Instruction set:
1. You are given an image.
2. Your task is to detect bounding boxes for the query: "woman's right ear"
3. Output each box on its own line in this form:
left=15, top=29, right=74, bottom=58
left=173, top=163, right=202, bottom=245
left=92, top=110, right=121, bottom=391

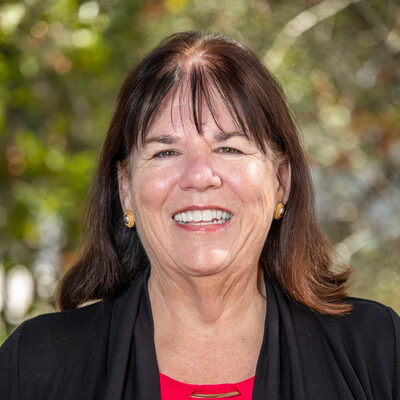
left=117, top=161, right=132, bottom=212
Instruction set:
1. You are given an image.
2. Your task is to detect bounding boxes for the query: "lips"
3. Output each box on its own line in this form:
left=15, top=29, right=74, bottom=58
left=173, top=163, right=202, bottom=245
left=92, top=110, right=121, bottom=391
left=172, top=208, right=233, bottom=225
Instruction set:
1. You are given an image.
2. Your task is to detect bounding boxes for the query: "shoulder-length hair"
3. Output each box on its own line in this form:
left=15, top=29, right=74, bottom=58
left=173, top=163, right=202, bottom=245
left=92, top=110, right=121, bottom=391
left=58, top=31, right=351, bottom=314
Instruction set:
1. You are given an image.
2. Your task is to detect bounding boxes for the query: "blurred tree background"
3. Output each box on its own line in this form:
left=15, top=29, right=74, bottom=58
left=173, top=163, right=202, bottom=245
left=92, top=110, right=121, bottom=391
left=0, top=0, right=399, bottom=341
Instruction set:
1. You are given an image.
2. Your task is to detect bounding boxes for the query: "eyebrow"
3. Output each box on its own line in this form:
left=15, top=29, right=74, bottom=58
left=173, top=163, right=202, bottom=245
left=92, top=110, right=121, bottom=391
left=144, top=131, right=247, bottom=145
left=214, top=131, right=247, bottom=142
left=143, top=135, right=180, bottom=145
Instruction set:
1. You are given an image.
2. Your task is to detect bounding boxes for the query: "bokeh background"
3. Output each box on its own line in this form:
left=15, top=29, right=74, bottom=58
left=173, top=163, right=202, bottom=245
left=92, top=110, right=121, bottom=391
left=1, top=0, right=399, bottom=342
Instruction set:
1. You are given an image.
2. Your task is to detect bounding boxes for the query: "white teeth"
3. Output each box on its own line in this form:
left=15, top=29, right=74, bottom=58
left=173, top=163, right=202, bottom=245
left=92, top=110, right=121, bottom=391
left=193, top=210, right=202, bottom=222
left=203, top=210, right=212, bottom=220
left=173, top=209, right=233, bottom=225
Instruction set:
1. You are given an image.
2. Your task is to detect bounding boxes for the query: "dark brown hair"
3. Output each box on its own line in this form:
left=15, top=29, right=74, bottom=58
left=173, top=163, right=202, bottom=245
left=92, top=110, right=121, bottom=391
left=58, top=31, right=351, bottom=314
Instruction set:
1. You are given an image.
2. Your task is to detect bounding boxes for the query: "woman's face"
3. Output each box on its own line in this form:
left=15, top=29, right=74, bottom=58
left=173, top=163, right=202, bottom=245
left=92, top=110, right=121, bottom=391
left=119, top=96, right=290, bottom=279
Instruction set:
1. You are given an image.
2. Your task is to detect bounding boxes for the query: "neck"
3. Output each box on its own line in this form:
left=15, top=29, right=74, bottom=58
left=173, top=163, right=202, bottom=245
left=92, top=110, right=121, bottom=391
left=148, top=263, right=267, bottom=383
left=148, top=263, right=266, bottom=328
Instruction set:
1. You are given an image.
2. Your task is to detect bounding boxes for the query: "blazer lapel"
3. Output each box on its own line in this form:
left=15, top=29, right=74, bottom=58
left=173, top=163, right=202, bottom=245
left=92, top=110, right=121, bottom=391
left=103, top=269, right=161, bottom=400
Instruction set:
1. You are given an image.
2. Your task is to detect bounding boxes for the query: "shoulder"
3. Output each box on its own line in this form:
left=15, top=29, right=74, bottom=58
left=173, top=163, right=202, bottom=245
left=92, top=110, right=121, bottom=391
left=271, top=278, right=399, bottom=339
left=11, top=271, right=149, bottom=349
left=2, top=300, right=111, bottom=367
left=1, top=271, right=148, bottom=355
left=0, top=301, right=113, bottom=397
left=278, top=291, right=400, bottom=395
left=314, top=297, right=399, bottom=369
left=0, top=274, right=149, bottom=397
left=318, top=297, right=399, bottom=336
left=347, top=296, right=397, bottom=320
left=18, top=300, right=111, bottom=347
left=0, top=270, right=148, bottom=361
left=26, top=298, right=110, bottom=330
left=275, top=278, right=400, bottom=361
left=284, top=293, right=400, bottom=393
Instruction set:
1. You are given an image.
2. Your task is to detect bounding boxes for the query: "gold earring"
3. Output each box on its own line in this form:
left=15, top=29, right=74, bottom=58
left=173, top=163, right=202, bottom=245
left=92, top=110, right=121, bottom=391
left=274, top=202, right=285, bottom=220
left=123, top=210, right=135, bottom=228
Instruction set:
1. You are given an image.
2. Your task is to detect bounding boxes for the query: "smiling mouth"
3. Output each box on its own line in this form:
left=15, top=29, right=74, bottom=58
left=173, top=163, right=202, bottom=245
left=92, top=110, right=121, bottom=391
left=173, top=209, right=233, bottom=225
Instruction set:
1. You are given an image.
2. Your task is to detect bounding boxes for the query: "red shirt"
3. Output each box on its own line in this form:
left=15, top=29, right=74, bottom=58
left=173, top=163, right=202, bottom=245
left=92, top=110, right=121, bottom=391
left=159, top=373, right=254, bottom=400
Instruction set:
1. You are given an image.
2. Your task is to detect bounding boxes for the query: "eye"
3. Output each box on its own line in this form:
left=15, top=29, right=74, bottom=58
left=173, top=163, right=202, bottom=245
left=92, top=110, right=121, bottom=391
left=153, top=150, right=178, bottom=159
left=217, top=147, right=242, bottom=154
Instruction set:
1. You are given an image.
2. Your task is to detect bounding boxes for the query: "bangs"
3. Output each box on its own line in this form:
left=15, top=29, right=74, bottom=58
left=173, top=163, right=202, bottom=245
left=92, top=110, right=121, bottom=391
left=128, top=59, right=274, bottom=157
left=119, top=31, right=287, bottom=161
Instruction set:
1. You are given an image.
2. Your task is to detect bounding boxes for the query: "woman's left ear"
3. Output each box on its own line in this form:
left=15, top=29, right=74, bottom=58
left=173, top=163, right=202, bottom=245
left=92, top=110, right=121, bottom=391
left=277, top=159, right=291, bottom=204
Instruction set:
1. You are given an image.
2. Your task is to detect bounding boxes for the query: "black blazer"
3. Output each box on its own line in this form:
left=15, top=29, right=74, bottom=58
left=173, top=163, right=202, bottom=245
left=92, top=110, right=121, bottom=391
left=1, top=269, right=399, bottom=399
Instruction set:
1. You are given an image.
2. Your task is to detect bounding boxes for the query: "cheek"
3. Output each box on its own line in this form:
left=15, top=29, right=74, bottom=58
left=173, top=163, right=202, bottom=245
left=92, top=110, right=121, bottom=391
left=224, top=160, right=276, bottom=207
left=132, top=165, right=177, bottom=213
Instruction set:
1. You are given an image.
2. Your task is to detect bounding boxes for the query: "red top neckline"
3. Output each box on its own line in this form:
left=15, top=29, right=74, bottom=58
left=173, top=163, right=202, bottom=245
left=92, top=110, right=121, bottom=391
left=159, top=372, right=254, bottom=400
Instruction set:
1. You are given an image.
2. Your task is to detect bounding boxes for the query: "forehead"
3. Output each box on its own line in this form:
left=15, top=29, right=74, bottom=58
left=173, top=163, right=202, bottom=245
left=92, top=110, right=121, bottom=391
left=142, top=85, right=244, bottom=142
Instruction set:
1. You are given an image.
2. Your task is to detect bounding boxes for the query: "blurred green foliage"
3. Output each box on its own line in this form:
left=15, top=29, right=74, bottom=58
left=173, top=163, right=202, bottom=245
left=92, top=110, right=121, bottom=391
left=1, top=0, right=399, bottom=341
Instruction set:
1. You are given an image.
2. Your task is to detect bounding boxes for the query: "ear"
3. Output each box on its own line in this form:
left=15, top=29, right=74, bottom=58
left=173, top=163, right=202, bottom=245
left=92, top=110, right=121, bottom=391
left=277, top=159, right=291, bottom=204
left=117, top=161, right=133, bottom=212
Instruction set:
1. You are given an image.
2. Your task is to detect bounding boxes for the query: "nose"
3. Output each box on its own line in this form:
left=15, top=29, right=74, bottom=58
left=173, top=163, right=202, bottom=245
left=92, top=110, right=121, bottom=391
left=178, top=150, right=222, bottom=191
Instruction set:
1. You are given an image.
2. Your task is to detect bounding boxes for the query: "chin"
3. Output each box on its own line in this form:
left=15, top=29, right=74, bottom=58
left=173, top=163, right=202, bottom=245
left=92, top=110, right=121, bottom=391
left=177, top=249, right=231, bottom=277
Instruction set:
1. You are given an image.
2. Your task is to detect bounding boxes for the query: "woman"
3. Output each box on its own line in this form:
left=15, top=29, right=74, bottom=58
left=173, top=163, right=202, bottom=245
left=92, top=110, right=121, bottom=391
left=0, top=31, right=399, bottom=400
